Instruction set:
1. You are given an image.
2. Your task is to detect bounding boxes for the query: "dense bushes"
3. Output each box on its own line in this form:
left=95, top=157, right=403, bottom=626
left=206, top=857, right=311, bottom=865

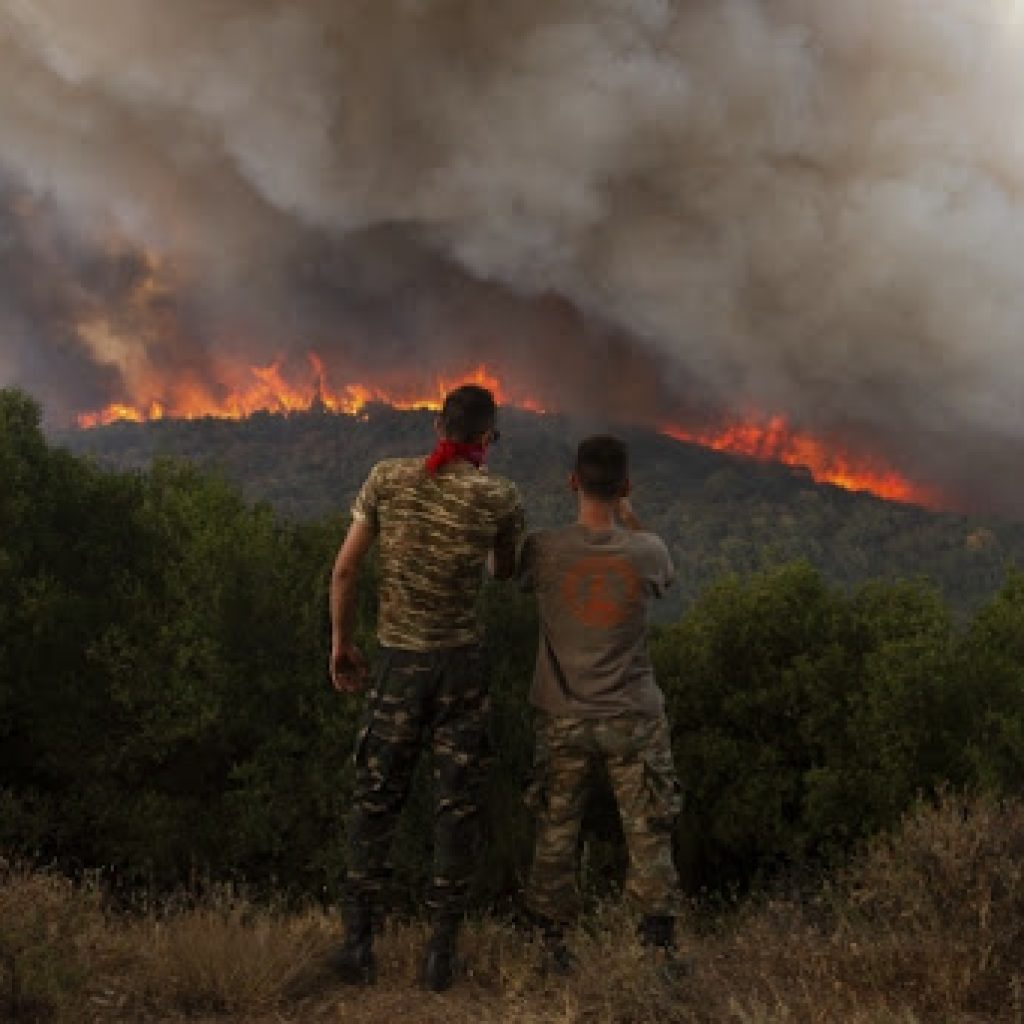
left=4, top=387, right=1024, bottom=906
left=1, top=390, right=360, bottom=894
left=656, top=568, right=976, bottom=888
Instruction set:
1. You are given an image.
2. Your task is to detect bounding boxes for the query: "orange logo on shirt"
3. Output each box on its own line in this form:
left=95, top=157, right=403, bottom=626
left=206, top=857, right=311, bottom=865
left=561, top=555, right=641, bottom=628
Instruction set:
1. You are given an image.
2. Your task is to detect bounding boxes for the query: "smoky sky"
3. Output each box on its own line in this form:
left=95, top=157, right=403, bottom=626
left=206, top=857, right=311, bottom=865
left=1, top=1, right=1024, bottom=512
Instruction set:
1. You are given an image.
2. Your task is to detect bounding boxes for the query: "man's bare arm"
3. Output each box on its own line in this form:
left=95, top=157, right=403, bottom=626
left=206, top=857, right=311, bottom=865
left=617, top=497, right=643, bottom=532
left=329, top=519, right=376, bottom=693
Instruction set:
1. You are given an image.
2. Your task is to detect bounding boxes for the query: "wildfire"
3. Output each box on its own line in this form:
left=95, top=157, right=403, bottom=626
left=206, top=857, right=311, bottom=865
left=661, top=417, right=937, bottom=505
left=76, top=355, right=545, bottom=429
left=76, top=353, right=934, bottom=507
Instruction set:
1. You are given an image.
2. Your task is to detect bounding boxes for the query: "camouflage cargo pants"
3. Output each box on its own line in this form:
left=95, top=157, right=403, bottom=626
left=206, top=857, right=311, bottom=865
left=344, top=645, right=491, bottom=920
left=525, top=712, right=682, bottom=924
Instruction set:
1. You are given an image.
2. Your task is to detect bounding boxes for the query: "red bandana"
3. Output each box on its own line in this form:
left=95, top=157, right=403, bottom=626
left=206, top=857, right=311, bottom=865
left=425, top=440, right=487, bottom=475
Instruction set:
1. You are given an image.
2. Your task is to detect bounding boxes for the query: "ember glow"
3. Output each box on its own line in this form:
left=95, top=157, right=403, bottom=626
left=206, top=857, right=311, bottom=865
left=76, top=355, right=935, bottom=507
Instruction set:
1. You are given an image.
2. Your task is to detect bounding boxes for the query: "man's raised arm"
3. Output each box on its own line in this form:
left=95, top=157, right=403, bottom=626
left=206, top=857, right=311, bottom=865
left=329, top=519, right=375, bottom=693
left=617, top=496, right=643, bottom=532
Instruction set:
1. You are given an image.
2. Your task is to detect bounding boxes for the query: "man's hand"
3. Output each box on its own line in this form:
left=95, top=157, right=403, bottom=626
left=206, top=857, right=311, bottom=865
left=330, top=641, right=368, bottom=693
left=617, top=496, right=643, bottom=531
left=329, top=519, right=375, bottom=693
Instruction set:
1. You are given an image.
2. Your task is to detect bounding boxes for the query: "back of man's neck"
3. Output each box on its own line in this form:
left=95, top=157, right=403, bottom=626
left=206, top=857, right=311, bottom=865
left=577, top=503, right=617, bottom=532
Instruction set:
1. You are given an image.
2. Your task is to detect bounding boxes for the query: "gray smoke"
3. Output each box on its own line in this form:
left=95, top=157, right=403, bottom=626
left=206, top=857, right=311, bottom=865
left=1, top=0, right=1023, bottom=511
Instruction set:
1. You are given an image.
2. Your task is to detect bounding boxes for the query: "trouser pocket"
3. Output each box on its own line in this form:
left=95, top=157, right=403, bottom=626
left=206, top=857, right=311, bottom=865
left=352, top=650, right=393, bottom=768
left=639, top=718, right=682, bottom=831
left=524, top=756, right=549, bottom=815
left=642, top=756, right=682, bottom=831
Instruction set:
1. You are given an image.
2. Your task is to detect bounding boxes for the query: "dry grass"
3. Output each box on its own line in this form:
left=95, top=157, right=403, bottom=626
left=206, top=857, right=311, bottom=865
left=4, top=793, right=1024, bottom=1023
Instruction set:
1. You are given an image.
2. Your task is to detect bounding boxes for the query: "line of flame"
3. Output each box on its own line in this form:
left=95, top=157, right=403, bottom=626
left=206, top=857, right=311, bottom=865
left=76, top=356, right=546, bottom=428
left=76, top=353, right=934, bottom=506
left=660, top=418, right=937, bottom=505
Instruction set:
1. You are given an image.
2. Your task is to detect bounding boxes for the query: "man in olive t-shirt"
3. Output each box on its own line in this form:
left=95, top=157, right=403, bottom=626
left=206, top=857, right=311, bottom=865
left=519, top=435, right=683, bottom=965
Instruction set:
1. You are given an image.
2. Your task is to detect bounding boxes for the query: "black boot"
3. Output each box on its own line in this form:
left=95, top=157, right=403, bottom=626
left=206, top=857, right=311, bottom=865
left=329, top=903, right=377, bottom=985
left=638, top=913, right=675, bottom=950
left=638, top=914, right=692, bottom=984
left=421, top=916, right=459, bottom=993
left=541, top=921, right=577, bottom=977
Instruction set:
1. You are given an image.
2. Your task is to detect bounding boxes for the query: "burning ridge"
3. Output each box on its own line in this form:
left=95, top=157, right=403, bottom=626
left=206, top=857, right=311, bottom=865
left=75, top=354, right=938, bottom=508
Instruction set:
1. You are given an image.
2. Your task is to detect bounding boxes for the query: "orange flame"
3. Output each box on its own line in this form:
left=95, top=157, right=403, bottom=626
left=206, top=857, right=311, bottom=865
left=661, top=417, right=938, bottom=505
left=76, top=353, right=935, bottom=507
left=76, top=355, right=545, bottom=428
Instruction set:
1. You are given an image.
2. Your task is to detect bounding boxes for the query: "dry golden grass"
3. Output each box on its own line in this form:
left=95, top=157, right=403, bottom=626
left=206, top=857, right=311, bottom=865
left=4, top=793, right=1024, bottom=1023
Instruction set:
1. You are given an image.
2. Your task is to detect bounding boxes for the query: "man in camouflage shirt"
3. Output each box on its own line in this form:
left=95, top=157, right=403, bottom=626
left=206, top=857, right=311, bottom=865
left=328, top=384, right=524, bottom=992
left=519, top=435, right=684, bottom=971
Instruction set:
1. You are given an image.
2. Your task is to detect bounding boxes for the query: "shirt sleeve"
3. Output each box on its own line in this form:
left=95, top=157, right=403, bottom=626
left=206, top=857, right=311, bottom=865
left=351, top=464, right=383, bottom=532
left=647, top=535, right=676, bottom=599
left=517, top=530, right=541, bottom=592
left=492, top=484, right=526, bottom=573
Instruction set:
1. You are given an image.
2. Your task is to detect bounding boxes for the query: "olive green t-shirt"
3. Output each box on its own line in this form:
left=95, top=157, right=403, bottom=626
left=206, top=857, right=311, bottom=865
left=352, top=457, right=524, bottom=651
left=520, top=524, right=675, bottom=718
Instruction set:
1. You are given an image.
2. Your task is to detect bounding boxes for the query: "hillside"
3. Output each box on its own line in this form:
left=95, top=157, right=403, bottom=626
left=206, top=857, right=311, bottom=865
left=62, top=405, right=1024, bottom=619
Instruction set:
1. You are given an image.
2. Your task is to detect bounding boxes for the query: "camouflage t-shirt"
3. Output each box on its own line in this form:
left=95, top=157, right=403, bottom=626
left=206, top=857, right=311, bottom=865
left=352, top=457, right=524, bottom=651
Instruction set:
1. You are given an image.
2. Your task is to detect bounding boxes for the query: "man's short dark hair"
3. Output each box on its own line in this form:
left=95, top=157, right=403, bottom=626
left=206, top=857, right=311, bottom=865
left=575, top=435, right=629, bottom=500
left=441, top=384, right=497, bottom=442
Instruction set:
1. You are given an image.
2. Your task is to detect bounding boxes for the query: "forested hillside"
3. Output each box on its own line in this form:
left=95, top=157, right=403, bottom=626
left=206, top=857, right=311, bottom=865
left=64, top=404, right=1024, bottom=618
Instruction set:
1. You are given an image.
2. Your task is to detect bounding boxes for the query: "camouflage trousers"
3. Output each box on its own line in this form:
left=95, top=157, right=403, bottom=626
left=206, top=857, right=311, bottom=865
left=344, top=645, right=491, bottom=920
left=525, top=712, right=683, bottom=924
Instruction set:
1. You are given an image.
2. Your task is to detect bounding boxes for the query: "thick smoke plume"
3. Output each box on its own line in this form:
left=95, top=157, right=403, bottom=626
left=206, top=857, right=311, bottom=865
left=1, top=1, right=1023, bottom=511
